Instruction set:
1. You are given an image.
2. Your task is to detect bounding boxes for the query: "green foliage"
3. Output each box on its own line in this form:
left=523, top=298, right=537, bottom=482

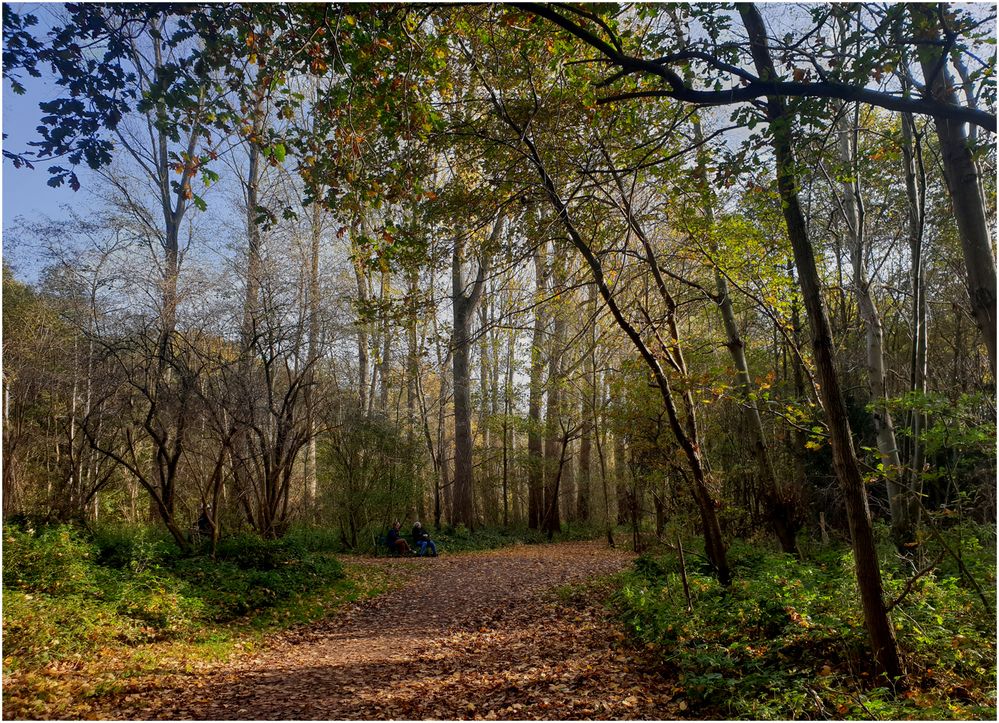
left=613, top=537, right=996, bottom=720
left=2, top=523, right=347, bottom=671
left=319, top=405, right=424, bottom=549
left=89, top=524, right=181, bottom=570
left=423, top=523, right=603, bottom=553
left=431, top=525, right=544, bottom=552
left=3, top=526, right=102, bottom=596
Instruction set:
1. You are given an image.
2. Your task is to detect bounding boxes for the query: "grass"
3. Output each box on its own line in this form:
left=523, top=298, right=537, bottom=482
left=2, top=523, right=394, bottom=719
left=611, top=524, right=996, bottom=720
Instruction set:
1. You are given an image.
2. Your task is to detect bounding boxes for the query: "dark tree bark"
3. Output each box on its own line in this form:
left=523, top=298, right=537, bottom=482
left=515, top=2, right=996, bottom=132
left=615, top=434, right=628, bottom=527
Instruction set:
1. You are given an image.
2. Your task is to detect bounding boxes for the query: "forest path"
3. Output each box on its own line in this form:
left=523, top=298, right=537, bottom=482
left=100, top=540, right=683, bottom=720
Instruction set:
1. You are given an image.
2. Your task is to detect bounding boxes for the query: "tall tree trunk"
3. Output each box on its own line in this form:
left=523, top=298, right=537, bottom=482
left=478, top=301, right=492, bottom=520
left=353, top=223, right=371, bottom=413
left=378, top=269, right=392, bottom=411
left=452, top=215, right=504, bottom=528
left=304, top=200, right=322, bottom=513
left=901, top=110, right=928, bottom=538
left=909, top=4, right=996, bottom=377
left=684, top=116, right=800, bottom=554
left=407, top=268, right=424, bottom=521
left=489, top=287, right=503, bottom=523
left=836, top=107, right=910, bottom=546
left=577, top=287, right=596, bottom=521
left=614, top=434, right=628, bottom=526
left=502, top=335, right=513, bottom=527
left=527, top=239, right=547, bottom=530
left=504, top=119, right=730, bottom=584
left=664, top=8, right=797, bottom=551
left=594, top=371, right=614, bottom=544
left=234, top=84, right=266, bottom=530
left=543, top=252, right=567, bottom=535
left=740, top=2, right=902, bottom=679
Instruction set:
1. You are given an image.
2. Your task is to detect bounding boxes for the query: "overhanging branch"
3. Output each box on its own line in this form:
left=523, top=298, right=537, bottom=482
left=514, top=2, right=996, bottom=133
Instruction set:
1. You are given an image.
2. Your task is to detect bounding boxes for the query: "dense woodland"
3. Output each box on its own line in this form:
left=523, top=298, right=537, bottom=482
left=2, top=2, right=996, bottom=719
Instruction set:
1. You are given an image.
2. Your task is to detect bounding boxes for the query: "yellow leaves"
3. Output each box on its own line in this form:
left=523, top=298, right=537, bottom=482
left=785, top=606, right=810, bottom=628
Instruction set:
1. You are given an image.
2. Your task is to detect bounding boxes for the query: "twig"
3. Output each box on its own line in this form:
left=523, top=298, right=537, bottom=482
left=885, top=551, right=945, bottom=613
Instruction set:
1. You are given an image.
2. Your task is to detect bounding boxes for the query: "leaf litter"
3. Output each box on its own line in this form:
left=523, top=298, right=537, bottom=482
left=94, top=540, right=685, bottom=720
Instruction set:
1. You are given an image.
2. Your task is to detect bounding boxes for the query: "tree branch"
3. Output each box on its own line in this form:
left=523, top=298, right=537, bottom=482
left=514, top=2, right=996, bottom=133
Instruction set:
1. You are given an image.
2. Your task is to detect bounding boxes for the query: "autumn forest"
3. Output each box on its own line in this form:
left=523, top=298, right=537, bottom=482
left=1, top=2, right=996, bottom=719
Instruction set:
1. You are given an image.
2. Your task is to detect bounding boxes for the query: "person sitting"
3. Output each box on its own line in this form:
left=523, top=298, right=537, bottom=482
left=411, top=521, right=437, bottom=557
left=197, top=506, right=214, bottom=539
left=387, top=521, right=411, bottom=556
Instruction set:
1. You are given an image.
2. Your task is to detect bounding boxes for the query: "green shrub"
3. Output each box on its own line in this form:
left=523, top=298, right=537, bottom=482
left=2, top=590, right=125, bottom=668
left=432, top=525, right=546, bottom=552
left=173, top=537, right=344, bottom=621
left=3, top=525, right=101, bottom=596
left=90, top=524, right=179, bottom=571
left=3, top=523, right=349, bottom=670
left=281, top=524, right=345, bottom=554
left=613, top=536, right=996, bottom=720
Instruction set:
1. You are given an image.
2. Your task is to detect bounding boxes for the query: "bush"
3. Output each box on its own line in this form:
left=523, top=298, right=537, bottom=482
left=2, top=522, right=348, bottom=669
left=281, top=524, right=345, bottom=554
left=90, top=524, right=180, bottom=571
left=173, top=547, right=344, bottom=622
left=431, top=525, right=545, bottom=552
left=613, top=536, right=996, bottom=719
left=3, top=525, right=102, bottom=596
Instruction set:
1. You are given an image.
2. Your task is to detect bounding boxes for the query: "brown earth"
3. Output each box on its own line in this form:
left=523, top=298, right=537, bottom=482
left=96, top=540, right=683, bottom=720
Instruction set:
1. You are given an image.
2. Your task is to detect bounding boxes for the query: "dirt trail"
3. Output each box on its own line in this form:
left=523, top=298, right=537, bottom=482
left=100, top=541, right=682, bottom=720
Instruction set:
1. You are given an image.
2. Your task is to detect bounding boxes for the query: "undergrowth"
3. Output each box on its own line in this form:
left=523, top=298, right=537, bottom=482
left=2, top=522, right=390, bottom=718
left=613, top=524, right=996, bottom=720
left=363, top=521, right=606, bottom=554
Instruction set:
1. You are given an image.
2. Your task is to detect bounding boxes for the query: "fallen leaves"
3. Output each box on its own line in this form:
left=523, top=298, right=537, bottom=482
left=80, top=541, right=685, bottom=720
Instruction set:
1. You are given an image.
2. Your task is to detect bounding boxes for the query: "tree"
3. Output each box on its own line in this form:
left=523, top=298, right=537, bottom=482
left=908, top=4, right=996, bottom=376
left=738, top=3, right=902, bottom=680
left=452, top=213, right=505, bottom=529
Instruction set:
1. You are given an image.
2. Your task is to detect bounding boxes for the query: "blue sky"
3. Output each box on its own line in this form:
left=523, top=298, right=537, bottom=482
left=2, top=3, right=100, bottom=282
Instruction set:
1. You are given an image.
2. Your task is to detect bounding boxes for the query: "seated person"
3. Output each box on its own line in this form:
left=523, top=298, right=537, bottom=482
left=387, top=521, right=411, bottom=555
left=411, top=521, right=437, bottom=557
left=197, top=506, right=214, bottom=539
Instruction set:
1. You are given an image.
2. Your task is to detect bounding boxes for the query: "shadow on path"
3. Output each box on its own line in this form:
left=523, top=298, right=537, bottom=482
left=100, top=540, right=683, bottom=720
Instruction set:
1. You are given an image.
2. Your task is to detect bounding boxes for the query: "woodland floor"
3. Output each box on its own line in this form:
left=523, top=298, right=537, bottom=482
left=94, top=540, right=685, bottom=720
